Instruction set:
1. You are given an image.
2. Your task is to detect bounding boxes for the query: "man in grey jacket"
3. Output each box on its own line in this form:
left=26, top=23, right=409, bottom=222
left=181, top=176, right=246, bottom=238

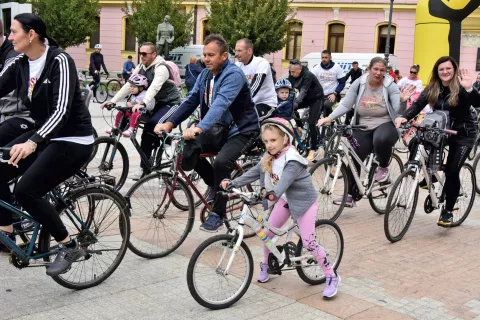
left=0, top=18, right=33, bottom=146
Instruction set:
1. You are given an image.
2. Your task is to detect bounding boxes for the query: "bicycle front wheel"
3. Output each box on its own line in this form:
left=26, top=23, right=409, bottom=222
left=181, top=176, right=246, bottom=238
left=39, top=186, right=130, bottom=290
left=126, top=172, right=195, bottom=258
left=107, top=79, right=122, bottom=97
left=384, top=169, right=419, bottom=243
left=451, top=163, right=475, bottom=227
left=296, top=219, right=344, bottom=285
left=95, top=83, right=108, bottom=103
left=187, top=234, right=254, bottom=310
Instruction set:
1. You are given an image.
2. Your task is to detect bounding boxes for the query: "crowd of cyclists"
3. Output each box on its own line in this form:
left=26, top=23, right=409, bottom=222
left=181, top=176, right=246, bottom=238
left=1, top=12, right=480, bottom=303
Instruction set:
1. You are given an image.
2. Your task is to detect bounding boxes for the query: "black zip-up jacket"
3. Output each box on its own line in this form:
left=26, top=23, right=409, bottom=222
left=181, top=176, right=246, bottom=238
left=345, top=67, right=363, bottom=84
left=89, top=51, right=108, bottom=74
left=0, top=47, right=93, bottom=144
left=403, top=86, right=480, bottom=146
left=0, top=37, right=17, bottom=69
left=288, top=65, right=323, bottom=106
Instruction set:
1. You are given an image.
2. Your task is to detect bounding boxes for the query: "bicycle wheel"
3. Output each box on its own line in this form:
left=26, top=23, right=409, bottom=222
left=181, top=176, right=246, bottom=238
left=39, top=187, right=130, bottom=290
left=384, top=169, right=419, bottom=243
left=309, top=158, right=348, bottom=221
left=450, top=163, right=475, bottom=227
left=296, top=219, right=344, bottom=285
left=368, top=153, right=404, bottom=214
left=187, top=234, right=254, bottom=310
left=107, top=79, right=122, bottom=98
left=83, top=137, right=129, bottom=191
left=473, top=152, right=480, bottom=195
left=468, top=142, right=478, bottom=161
left=125, top=172, right=195, bottom=258
left=95, top=83, right=108, bottom=103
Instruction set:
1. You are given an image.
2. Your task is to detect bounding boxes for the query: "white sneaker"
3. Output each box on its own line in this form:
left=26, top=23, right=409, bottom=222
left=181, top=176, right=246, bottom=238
left=129, top=169, right=145, bottom=181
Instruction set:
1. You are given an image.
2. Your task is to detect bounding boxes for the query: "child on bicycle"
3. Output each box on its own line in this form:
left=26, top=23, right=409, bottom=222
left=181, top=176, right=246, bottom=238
left=273, top=79, right=294, bottom=120
left=220, top=117, right=341, bottom=298
left=106, top=74, right=154, bottom=137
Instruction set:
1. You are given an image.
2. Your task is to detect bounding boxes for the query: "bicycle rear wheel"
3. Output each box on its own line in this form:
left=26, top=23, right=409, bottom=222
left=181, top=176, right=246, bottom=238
left=107, top=79, right=122, bottom=98
left=472, top=152, right=480, bottom=195
left=450, top=163, right=475, bottom=227
left=125, top=172, right=195, bottom=258
left=368, top=153, right=404, bottom=214
left=39, top=187, right=130, bottom=290
left=296, top=219, right=344, bottom=285
left=95, top=83, right=108, bottom=103
left=384, top=169, right=419, bottom=243
left=187, top=234, right=253, bottom=310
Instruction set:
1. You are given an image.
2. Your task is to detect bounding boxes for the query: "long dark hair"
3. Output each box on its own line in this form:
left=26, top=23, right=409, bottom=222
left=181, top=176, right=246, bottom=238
left=14, top=13, right=58, bottom=47
left=426, top=56, right=460, bottom=107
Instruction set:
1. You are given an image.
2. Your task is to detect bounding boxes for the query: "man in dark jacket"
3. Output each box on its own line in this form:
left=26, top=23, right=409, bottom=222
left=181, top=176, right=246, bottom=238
left=89, top=44, right=109, bottom=101
left=0, top=18, right=33, bottom=146
left=288, top=60, right=323, bottom=159
left=345, top=61, right=363, bottom=84
left=185, top=56, right=202, bottom=92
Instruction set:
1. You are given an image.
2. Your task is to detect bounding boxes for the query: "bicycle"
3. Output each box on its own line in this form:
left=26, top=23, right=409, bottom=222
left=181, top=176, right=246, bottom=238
left=0, top=147, right=131, bottom=289
left=88, top=72, right=109, bottom=104
left=310, top=123, right=404, bottom=221
left=178, top=107, right=200, bottom=133
left=107, top=73, right=126, bottom=98
left=83, top=104, right=172, bottom=191
left=384, top=124, right=475, bottom=243
left=186, top=187, right=344, bottom=310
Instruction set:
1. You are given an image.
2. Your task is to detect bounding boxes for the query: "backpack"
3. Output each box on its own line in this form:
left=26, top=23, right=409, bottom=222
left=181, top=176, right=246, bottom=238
left=164, top=61, right=182, bottom=87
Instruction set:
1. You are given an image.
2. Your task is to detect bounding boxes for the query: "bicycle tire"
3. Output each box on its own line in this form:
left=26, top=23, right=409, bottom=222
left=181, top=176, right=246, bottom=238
left=468, top=144, right=477, bottom=161
left=296, top=219, right=344, bottom=285
left=95, top=83, right=108, bottom=103
left=107, top=79, right=122, bottom=97
left=450, top=163, right=476, bottom=227
left=309, top=158, right=348, bottom=221
left=368, top=153, right=404, bottom=215
left=83, top=136, right=129, bottom=191
left=187, top=234, right=254, bottom=310
left=384, top=169, right=419, bottom=243
left=126, top=171, right=194, bottom=258
left=39, top=186, right=130, bottom=290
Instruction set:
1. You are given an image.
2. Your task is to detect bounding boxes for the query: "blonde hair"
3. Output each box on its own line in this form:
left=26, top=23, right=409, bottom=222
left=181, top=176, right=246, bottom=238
left=261, top=124, right=287, bottom=174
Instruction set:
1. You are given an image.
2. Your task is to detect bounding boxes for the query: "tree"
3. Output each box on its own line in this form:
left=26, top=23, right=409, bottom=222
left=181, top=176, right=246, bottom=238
left=31, top=0, right=100, bottom=49
left=207, top=0, right=293, bottom=56
left=123, top=0, right=193, bottom=49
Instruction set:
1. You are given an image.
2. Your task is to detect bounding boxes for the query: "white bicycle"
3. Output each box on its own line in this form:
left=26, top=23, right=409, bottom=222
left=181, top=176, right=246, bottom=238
left=186, top=188, right=344, bottom=310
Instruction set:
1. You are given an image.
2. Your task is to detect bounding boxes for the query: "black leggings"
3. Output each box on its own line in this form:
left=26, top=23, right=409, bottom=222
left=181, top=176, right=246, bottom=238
left=346, top=122, right=398, bottom=193
left=319, top=97, right=335, bottom=142
left=0, top=131, right=93, bottom=241
left=444, top=141, right=471, bottom=211
left=294, top=98, right=322, bottom=150
left=0, top=117, right=33, bottom=147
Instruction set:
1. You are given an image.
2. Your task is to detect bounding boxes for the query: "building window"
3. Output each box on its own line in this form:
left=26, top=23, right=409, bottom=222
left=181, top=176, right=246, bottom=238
left=377, top=25, right=396, bottom=54
left=327, top=23, right=345, bottom=53
left=2, top=8, right=11, bottom=35
left=89, top=17, right=100, bottom=49
left=124, top=18, right=136, bottom=51
left=202, top=19, right=211, bottom=43
left=285, top=21, right=302, bottom=60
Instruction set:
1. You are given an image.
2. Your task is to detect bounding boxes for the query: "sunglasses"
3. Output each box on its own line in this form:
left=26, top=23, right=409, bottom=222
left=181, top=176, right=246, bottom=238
left=289, top=59, right=301, bottom=65
left=410, top=71, right=417, bottom=74
left=139, top=52, right=153, bottom=57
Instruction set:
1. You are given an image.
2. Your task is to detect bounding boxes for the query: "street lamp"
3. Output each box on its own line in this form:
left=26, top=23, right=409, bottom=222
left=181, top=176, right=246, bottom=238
left=384, top=0, right=394, bottom=65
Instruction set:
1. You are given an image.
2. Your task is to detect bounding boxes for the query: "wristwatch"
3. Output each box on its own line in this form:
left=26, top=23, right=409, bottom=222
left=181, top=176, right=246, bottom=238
left=27, top=139, right=37, bottom=152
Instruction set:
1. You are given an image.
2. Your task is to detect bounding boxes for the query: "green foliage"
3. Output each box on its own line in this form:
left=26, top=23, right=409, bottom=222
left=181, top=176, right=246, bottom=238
left=31, top=0, right=100, bottom=49
left=207, top=0, right=292, bottom=56
left=123, top=0, right=193, bottom=49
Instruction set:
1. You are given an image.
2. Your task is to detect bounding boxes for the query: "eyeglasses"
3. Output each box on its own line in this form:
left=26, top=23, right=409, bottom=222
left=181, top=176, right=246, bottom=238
left=289, top=59, right=301, bottom=65
left=139, top=52, right=153, bottom=57
left=410, top=71, right=417, bottom=74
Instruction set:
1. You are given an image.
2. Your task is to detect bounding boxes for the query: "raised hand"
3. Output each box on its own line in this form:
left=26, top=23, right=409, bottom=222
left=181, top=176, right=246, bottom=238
left=458, top=69, right=473, bottom=91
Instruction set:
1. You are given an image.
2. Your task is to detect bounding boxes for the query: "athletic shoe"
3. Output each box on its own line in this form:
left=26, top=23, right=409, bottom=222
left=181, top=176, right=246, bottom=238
left=437, top=208, right=453, bottom=227
left=333, top=195, right=355, bottom=208
left=46, top=239, right=84, bottom=276
left=199, top=212, right=224, bottom=233
left=307, top=150, right=316, bottom=162
left=375, top=167, right=389, bottom=183
left=323, top=273, right=341, bottom=298
left=257, top=262, right=270, bottom=283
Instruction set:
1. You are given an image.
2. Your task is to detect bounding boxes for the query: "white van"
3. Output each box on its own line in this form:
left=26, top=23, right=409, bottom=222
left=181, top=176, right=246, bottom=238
left=301, top=52, right=398, bottom=76
left=169, top=45, right=204, bottom=78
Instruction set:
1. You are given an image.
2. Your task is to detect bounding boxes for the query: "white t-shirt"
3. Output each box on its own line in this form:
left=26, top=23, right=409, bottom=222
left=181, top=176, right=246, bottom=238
left=397, top=77, right=423, bottom=93
left=312, top=63, right=345, bottom=96
left=236, top=56, right=277, bottom=107
left=28, top=46, right=49, bottom=100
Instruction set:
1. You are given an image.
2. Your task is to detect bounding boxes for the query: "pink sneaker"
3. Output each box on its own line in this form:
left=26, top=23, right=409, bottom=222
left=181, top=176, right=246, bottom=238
left=257, top=263, right=270, bottom=283
left=105, top=129, right=112, bottom=134
left=122, top=129, right=133, bottom=137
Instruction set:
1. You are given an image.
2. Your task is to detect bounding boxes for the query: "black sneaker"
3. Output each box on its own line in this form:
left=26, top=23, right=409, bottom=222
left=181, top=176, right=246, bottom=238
left=0, top=230, right=15, bottom=253
left=46, top=240, right=84, bottom=276
left=437, top=208, right=453, bottom=227
left=420, top=176, right=438, bottom=190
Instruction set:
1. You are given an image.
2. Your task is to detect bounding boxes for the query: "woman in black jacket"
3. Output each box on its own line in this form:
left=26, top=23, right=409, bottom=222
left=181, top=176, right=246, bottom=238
left=396, top=56, right=480, bottom=226
left=0, top=14, right=94, bottom=275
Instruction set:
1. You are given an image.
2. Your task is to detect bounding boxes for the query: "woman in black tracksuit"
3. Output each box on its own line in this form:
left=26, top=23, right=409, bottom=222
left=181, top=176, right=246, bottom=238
left=0, top=14, right=93, bottom=275
left=396, top=56, right=480, bottom=227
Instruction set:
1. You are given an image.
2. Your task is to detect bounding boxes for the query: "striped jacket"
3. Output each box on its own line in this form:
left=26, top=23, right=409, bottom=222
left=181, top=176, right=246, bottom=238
left=0, top=47, right=93, bottom=144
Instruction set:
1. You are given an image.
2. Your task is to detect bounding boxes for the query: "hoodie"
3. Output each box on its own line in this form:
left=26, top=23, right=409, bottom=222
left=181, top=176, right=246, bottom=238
left=287, top=66, right=323, bottom=107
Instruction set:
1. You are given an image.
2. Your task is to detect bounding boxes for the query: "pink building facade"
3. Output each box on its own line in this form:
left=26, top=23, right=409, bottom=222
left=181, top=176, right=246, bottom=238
left=67, top=1, right=480, bottom=80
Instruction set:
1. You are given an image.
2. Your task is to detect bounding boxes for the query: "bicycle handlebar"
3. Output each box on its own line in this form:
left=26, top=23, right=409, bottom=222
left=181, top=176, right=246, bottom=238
left=402, top=123, right=457, bottom=136
left=104, top=103, right=146, bottom=113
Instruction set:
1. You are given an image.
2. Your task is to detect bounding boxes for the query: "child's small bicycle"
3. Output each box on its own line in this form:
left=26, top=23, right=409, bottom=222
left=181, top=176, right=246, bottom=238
left=186, top=188, right=344, bottom=310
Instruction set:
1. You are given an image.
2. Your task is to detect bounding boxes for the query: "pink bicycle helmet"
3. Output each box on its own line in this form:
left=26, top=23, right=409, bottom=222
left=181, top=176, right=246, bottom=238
left=128, top=74, right=149, bottom=88
left=261, top=117, right=295, bottom=144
